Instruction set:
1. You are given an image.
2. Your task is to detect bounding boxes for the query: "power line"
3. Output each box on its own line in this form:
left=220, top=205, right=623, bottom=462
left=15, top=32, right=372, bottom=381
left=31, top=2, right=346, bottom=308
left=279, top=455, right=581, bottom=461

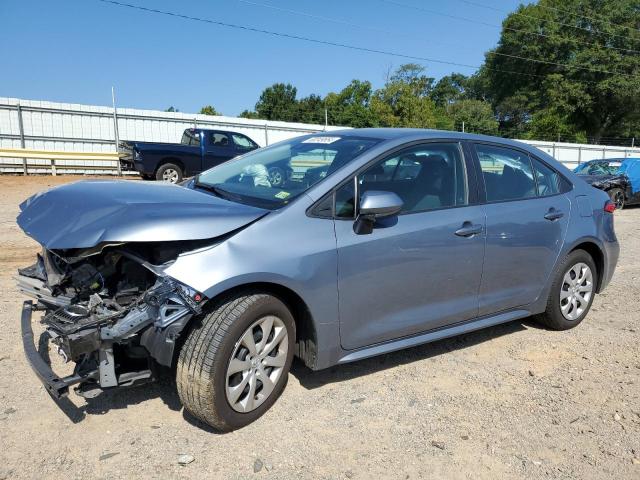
left=453, top=0, right=640, bottom=41
left=95, top=0, right=637, bottom=82
left=377, top=0, right=640, bottom=55
left=235, top=0, right=638, bottom=78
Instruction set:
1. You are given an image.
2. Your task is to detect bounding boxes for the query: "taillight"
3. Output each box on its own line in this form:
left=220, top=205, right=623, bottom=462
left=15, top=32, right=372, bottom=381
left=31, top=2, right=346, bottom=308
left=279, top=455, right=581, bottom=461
left=604, top=200, right=616, bottom=213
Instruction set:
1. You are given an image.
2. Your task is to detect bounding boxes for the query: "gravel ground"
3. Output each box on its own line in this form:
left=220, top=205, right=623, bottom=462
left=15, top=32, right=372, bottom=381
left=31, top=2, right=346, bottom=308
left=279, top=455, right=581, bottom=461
left=0, top=175, right=638, bottom=480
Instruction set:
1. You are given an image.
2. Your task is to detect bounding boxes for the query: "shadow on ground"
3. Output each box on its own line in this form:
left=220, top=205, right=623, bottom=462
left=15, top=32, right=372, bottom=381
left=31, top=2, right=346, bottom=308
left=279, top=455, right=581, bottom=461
left=44, top=318, right=539, bottom=430
left=291, top=319, right=536, bottom=389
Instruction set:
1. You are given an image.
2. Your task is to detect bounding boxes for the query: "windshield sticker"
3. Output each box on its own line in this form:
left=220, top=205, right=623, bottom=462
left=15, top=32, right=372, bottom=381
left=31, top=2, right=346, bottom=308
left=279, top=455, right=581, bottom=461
left=302, top=136, right=341, bottom=144
left=274, top=191, right=291, bottom=199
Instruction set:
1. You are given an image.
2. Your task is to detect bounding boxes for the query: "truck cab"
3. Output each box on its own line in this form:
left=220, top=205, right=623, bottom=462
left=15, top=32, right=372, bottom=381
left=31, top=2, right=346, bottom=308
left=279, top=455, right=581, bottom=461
left=120, top=128, right=260, bottom=183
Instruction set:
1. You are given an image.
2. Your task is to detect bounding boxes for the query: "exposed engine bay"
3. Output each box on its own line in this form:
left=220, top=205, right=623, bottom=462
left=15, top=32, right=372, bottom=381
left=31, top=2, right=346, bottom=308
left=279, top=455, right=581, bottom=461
left=17, top=242, right=207, bottom=398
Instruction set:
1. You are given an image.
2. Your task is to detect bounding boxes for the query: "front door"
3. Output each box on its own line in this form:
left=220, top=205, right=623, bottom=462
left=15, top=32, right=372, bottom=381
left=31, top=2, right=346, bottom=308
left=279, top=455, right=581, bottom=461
left=334, top=142, right=486, bottom=351
left=473, top=143, right=571, bottom=315
left=203, top=131, right=236, bottom=170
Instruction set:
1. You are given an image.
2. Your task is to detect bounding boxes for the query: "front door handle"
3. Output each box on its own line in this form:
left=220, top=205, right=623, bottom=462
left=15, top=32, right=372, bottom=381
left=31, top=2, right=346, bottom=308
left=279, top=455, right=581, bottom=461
left=455, top=222, right=483, bottom=237
left=544, top=208, right=564, bottom=221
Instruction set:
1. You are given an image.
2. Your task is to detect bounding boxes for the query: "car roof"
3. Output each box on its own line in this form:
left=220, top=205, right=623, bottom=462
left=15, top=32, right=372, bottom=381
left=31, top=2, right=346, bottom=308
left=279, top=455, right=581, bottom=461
left=325, top=128, right=536, bottom=149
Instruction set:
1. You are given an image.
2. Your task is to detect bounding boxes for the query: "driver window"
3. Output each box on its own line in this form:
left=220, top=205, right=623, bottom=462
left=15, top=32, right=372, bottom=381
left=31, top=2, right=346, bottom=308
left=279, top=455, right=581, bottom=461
left=210, top=132, right=231, bottom=147
left=334, top=143, right=468, bottom=218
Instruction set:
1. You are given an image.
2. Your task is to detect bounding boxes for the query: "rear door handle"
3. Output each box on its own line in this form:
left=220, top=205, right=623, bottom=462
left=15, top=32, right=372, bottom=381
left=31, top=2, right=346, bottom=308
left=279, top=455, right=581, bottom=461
left=544, top=209, right=564, bottom=221
left=455, top=222, right=483, bottom=237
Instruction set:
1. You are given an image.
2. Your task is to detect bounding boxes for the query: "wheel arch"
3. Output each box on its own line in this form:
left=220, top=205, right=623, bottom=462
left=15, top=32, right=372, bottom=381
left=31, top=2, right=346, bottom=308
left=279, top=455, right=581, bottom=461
left=177, top=281, right=318, bottom=369
left=568, top=241, right=605, bottom=292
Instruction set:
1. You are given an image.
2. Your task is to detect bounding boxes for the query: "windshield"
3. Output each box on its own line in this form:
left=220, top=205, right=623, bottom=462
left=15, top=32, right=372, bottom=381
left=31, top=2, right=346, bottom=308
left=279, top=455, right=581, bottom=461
left=195, top=135, right=381, bottom=209
left=574, top=161, right=622, bottom=176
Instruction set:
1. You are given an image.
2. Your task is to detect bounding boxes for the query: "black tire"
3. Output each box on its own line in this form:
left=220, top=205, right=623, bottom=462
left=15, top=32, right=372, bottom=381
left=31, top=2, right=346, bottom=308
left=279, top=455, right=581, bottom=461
left=535, top=249, right=598, bottom=330
left=608, top=188, right=625, bottom=210
left=156, top=163, right=183, bottom=183
left=176, top=292, right=295, bottom=431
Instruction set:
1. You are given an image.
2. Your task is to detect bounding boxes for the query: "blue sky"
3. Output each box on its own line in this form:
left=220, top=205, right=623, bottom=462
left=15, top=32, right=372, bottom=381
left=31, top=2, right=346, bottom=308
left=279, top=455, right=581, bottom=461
left=0, top=0, right=525, bottom=116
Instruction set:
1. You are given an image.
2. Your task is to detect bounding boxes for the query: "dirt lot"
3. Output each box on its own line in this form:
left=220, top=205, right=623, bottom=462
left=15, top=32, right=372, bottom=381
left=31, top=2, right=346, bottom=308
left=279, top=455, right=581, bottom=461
left=0, top=175, right=638, bottom=480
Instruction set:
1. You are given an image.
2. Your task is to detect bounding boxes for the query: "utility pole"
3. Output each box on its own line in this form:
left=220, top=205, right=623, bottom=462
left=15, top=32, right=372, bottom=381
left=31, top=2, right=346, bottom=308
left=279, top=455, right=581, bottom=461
left=461, top=121, right=465, bottom=133
left=324, top=108, right=328, bottom=130
left=111, top=87, right=122, bottom=176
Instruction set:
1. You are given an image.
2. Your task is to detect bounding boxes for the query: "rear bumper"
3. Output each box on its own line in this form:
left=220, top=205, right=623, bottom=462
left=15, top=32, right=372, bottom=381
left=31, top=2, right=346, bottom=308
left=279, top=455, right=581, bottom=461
left=20, top=301, right=95, bottom=399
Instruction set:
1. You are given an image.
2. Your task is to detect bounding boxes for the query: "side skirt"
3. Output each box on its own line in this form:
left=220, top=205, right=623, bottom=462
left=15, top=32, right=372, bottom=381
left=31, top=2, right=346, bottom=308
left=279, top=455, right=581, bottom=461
left=337, top=309, right=531, bottom=364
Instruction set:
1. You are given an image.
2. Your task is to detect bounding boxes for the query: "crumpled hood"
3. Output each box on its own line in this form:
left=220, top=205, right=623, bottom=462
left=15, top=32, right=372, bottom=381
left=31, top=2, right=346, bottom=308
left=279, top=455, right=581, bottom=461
left=17, top=180, right=268, bottom=249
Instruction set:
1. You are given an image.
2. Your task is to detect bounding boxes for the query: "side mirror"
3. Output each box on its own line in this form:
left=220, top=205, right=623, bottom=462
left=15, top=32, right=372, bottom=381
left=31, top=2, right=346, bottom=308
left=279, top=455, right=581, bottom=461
left=354, top=190, right=403, bottom=235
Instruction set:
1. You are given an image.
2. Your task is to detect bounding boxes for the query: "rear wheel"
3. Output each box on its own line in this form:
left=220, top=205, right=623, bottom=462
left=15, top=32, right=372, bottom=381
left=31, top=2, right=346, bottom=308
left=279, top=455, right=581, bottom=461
left=156, top=163, right=183, bottom=183
left=608, top=188, right=625, bottom=210
left=535, top=249, right=597, bottom=330
left=176, top=292, right=295, bottom=431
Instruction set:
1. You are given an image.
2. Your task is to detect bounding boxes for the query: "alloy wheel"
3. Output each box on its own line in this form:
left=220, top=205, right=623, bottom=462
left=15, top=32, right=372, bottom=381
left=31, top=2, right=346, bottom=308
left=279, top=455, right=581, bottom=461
left=162, top=168, right=180, bottom=183
left=559, top=262, right=593, bottom=321
left=225, top=316, right=289, bottom=413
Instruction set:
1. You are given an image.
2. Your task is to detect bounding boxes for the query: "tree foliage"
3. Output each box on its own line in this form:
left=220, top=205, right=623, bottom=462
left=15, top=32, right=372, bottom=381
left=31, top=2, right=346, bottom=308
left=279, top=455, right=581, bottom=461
left=199, top=105, right=220, bottom=116
left=235, top=1, right=639, bottom=144
left=483, top=0, right=640, bottom=142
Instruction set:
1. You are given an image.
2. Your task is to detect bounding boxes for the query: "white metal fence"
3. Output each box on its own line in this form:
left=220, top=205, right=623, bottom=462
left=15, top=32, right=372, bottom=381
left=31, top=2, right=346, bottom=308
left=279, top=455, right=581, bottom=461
left=1, top=97, right=639, bottom=174
left=0, top=97, right=342, bottom=174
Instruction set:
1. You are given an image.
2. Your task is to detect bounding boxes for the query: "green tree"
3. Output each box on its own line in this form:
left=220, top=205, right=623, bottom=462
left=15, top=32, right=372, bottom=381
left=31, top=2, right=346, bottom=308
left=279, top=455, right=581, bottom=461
left=325, top=80, right=377, bottom=127
left=164, top=106, right=179, bottom=112
left=483, top=0, right=640, bottom=142
left=199, top=105, right=220, bottom=116
left=373, top=64, right=448, bottom=129
left=239, top=109, right=261, bottom=119
left=296, top=94, right=325, bottom=124
left=448, top=99, right=499, bottom=135
left=430, top=73, right=469, bottom=107
left=254, top=83, right=299, bottom=121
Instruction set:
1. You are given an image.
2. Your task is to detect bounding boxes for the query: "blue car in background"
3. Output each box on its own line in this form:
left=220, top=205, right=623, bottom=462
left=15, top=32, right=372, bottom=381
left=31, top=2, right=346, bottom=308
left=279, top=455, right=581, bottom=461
left=574, top=158, right=640, bottom=209
left=17, top=129, right=619, bottom=431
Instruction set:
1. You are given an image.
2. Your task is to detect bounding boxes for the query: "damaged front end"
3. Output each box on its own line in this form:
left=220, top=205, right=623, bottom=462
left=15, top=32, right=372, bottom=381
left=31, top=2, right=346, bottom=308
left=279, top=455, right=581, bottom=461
left=18, top=244, right=207, bottom=399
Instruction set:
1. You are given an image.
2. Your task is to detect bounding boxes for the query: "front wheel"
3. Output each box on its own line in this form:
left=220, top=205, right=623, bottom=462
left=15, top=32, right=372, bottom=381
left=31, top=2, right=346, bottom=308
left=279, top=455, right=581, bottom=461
left=176, top=292, right=295, bottom=431
left=608, top=188, right=625, bottom=210
left=535, top=249, right=597, bottom=330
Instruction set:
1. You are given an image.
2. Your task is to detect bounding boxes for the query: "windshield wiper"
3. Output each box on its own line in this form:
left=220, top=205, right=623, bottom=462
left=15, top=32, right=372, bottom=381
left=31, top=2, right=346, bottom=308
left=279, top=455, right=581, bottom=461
left=193, top=177, right=242, bottom=202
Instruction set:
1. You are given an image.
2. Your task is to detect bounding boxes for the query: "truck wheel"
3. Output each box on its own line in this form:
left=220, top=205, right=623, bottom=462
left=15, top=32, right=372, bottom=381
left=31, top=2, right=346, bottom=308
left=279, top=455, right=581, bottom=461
left=268, top=167, right=287, bottom=188
left=156, top=163, right=183, bottom=183
left=608, top=188, right=625, bottom=210
left=176, top=292, right=295, bottom=431
left=534, top=249, right=597, bottom=331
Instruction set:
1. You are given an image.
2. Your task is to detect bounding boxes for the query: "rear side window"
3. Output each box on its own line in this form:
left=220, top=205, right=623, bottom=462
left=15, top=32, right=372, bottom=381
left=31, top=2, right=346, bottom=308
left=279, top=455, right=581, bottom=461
left=531, top=157, right=561, bottom=196
left=181, top=130, right=201, bottom=146
left=476, top=144, right=536, bottom=202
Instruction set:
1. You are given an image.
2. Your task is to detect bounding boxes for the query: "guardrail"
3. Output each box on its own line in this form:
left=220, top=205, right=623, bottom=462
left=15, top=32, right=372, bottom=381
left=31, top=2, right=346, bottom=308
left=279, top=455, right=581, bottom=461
left=0, top=148, right=123, bottom=176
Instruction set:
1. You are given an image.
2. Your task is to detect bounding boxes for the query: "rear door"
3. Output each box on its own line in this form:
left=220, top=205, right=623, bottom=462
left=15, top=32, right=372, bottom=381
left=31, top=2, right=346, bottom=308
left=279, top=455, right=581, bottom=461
left=472, top=143, right=571, bottom=316
left=333, top=141, right=486, bottom=350
left=203, top=131, right=236, bottom=170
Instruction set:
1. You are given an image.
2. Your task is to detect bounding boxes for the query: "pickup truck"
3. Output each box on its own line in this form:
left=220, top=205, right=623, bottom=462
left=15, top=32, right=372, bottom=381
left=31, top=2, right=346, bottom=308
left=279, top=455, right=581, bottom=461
left=119, top=128, right=260, bottom=183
